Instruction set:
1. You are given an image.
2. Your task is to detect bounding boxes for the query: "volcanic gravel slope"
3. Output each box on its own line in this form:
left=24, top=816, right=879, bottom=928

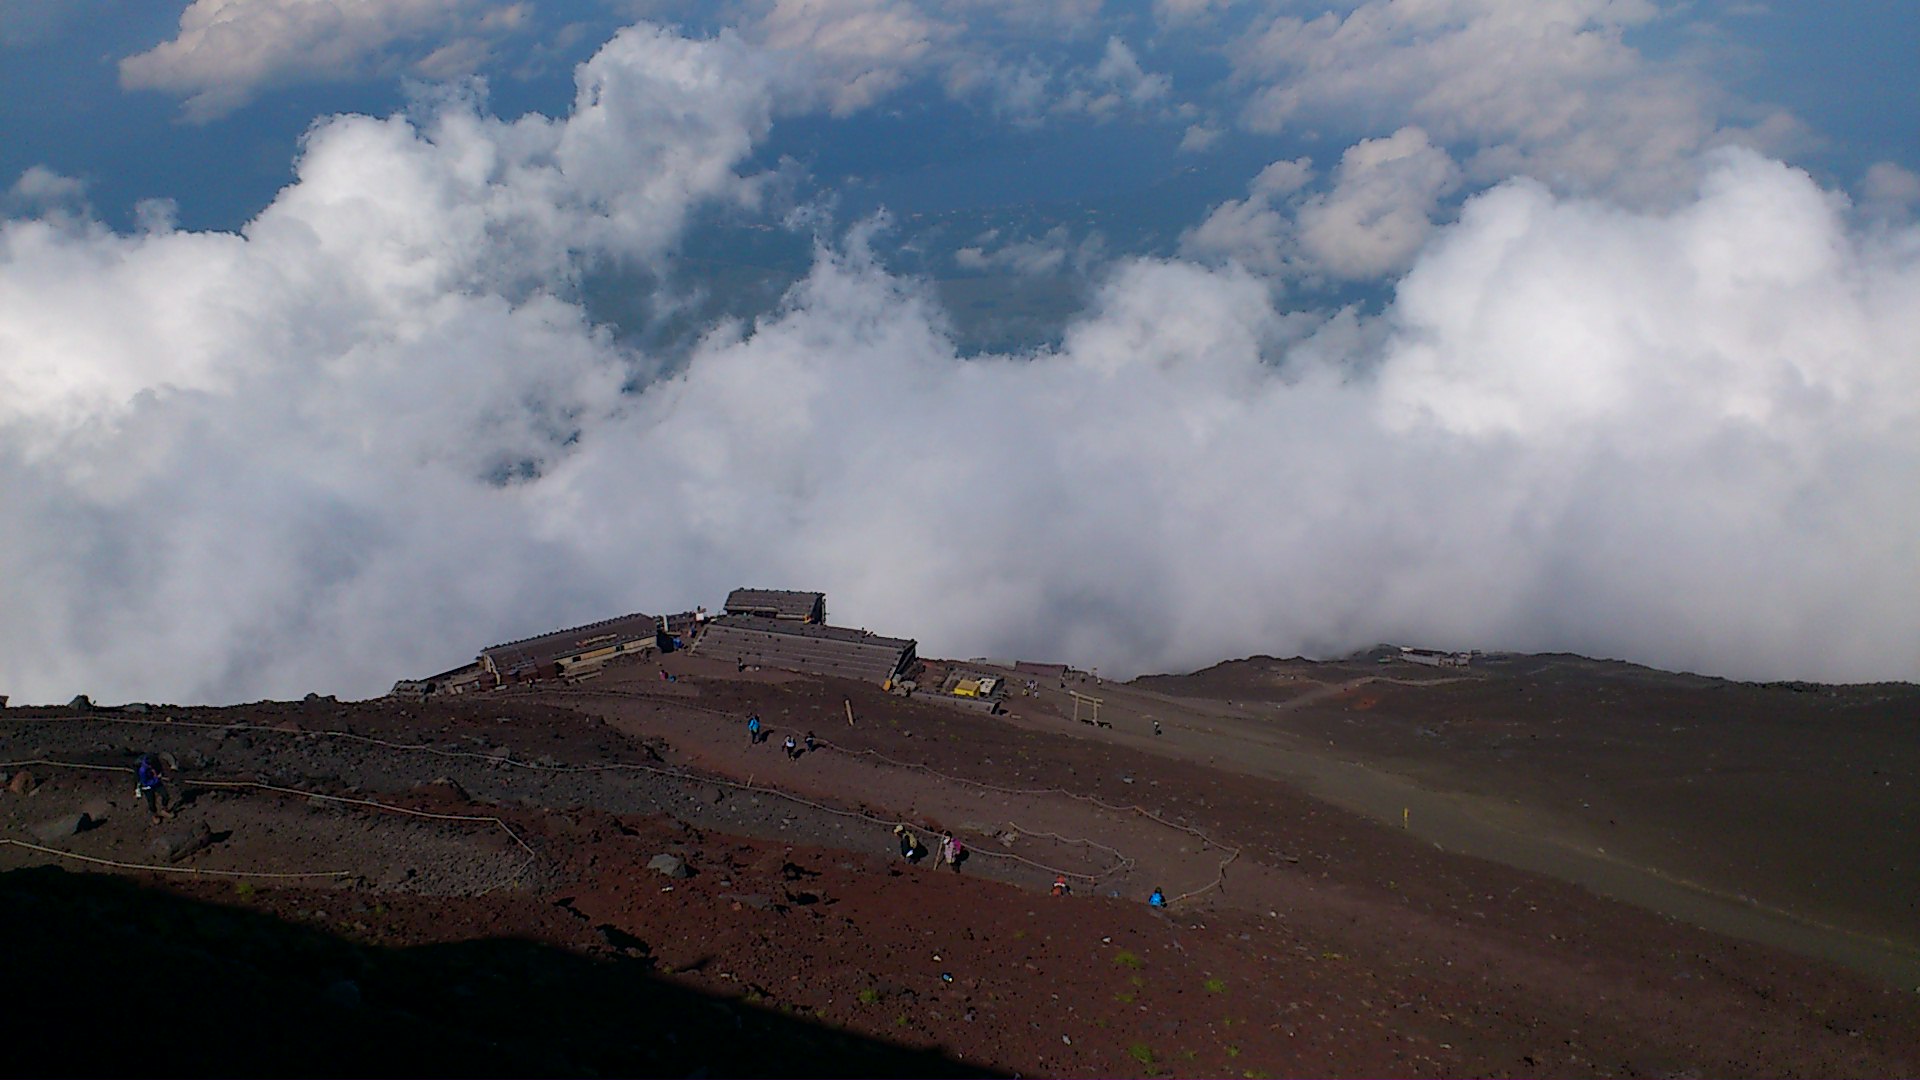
left=2, top=651, right=1918, bottom=1078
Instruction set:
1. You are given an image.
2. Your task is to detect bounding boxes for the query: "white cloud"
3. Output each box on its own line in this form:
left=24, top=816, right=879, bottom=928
left=1, top=22, right=780, bottom=698
left=1226, top=0, right=1785, bottom=200
left=954, top=226, right=1093, bottom=277
left=1861, top=162, right=1920, bottom=221
left=1177, top=122, right=1223, bottom=153
left=749, top=0, right=950, bottom=116
left=1179, top=156, right=1312, bottom=275
left=4, top=21, right=1918, bottom=706
left=1183, top=129, right=1459, bottom=282
left=1154, top=0, right=1237, bottom=26
left=120, top=0, right=532, bottom=122
left=1295, top=126, right=1459, bottom=278
left=5, top=165, right=88, bottom=213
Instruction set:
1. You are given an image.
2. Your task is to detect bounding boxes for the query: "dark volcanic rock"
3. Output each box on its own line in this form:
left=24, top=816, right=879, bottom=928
left=30, top=813, right=93, bottom=842
left=151, top=821, right=215, bottom=864
left=647, top=853, right=690, bottom=879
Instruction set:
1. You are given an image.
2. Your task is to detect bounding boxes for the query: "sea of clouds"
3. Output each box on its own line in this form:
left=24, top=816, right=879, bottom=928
left=2, top=7, right=1916, bottom=702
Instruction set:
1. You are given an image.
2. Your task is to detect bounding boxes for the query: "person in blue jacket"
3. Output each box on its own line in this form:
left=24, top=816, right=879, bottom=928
left=747, top=714, right=762, bottom=744
left=134, top=754, right=174, bottom=823
left=1148, top=886, right=1166, bottom=909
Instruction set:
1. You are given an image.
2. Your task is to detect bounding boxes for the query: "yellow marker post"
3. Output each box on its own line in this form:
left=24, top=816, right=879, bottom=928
left=1402, top=807, right=1409, bottom=829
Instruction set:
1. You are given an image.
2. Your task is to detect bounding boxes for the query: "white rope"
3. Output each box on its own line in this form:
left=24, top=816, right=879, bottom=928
left=0, top=837, right=352, bottom=879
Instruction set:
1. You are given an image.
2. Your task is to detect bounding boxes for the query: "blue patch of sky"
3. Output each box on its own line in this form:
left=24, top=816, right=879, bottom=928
left=1626, top=2, right=1920, bottom=187
left=1720, top=2, right=1920, bottom=183
left=0, top=1, right=610, bottom=234
left=9, top=2, right=1911, bottom=261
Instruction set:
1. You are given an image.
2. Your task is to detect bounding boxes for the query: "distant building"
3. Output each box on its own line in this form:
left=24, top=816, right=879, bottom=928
left=1399, top=646, right=1471, bottom=668
left=695, top=614, right=916, bottom=685
left=724, top=588, right=826, bottom=624
left=390, top=661, right=486, bottom=700
left=481, top=611, right=660, bottom=685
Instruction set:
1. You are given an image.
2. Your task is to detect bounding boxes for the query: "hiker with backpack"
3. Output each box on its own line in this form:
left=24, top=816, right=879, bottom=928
left=747, top=714, right=762, bottom=744
left=134, top=754, right=174, bottom=824
left=941, top=833, right=966, bottom=873
left=895, top=826, right=927, bottom=864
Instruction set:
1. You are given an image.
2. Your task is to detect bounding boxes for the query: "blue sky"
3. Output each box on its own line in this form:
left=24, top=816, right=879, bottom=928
left=13, top=3, right=1912, bottom=235
left=2, top=1, right=1917, bottom=702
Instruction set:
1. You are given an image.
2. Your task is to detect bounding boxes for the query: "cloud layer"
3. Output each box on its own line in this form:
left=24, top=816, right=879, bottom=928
left=1226, top=0, right=1795, bottom=201
left=4, top=19, right=1917, bottom=704
left=121, top=0, right=530, bottom=122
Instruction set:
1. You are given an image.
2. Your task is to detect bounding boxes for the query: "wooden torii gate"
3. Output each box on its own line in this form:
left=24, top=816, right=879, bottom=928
left=1069, top=689, right=1108, bottom=728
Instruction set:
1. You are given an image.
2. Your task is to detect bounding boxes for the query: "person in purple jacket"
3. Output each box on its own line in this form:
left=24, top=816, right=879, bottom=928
left=134, top=754, right=174, bottom=823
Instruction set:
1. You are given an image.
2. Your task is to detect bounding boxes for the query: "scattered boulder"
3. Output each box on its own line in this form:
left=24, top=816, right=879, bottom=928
left=8, top=770, right=35, bottom=795
left=123, top=702, right=150, bottom=715
left=647, top=853, right=691, bottom=879
left=30, top=813, right=94, bottom=842
left=427, top=776, right=471, bottom=801
left=152, top=821, right=215, bottom=864
left=69, top=695, right=92, bottom=712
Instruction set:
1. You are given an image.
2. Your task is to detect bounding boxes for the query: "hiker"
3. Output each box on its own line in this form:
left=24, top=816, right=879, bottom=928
left=1148, top=886, right=1166, bottom=909
left=134, top=754, right=173, bottom=823
left=747, top=714, right=762, bottom=744
left=784, top=734, right=799, bottom=760
left=1152, top=719, right=1162, bottom=736
left=1052, top=875, right=1070, bottom=897
left=940, top=833, right=965, bottom=873
left=895, top=826, right=926, bottom=864
left=803, top=730, right=817, bottom=754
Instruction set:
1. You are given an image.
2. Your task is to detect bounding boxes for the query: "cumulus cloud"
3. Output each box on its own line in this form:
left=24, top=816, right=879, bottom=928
left=120, top=0, right=532, bottom=122
left=748, top=0, right=951, bottom=116
left=1179, top=156, right=1313, bottom=274
left=1295, top=126, right=1459, bottom=278
left=5, top=166, right=89, bottom=214
left=1051, top=37, right=1173, bottom=119
left=1184, top=128, right=1458, bottom=281
left=1226, top=0, right=1789, bottom=201
left=4, top=21, right=1917, bottom=705
left=1177, top=122, right=1223, bottom=153
left=954, top=225, right=1105, bottom=278
left=1861, top=162, right=1920, bottom=221
left=2, top=23, right=780, bottom=697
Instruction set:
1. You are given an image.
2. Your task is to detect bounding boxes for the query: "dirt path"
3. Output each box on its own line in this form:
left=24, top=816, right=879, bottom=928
left=968, top=665, right=1920, bottom=989
left=557, top=683, right=1240, bottom=905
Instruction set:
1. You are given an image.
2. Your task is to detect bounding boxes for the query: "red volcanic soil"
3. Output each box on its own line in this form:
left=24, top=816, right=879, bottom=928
left=3, top=650, right=1918, bottom=1077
